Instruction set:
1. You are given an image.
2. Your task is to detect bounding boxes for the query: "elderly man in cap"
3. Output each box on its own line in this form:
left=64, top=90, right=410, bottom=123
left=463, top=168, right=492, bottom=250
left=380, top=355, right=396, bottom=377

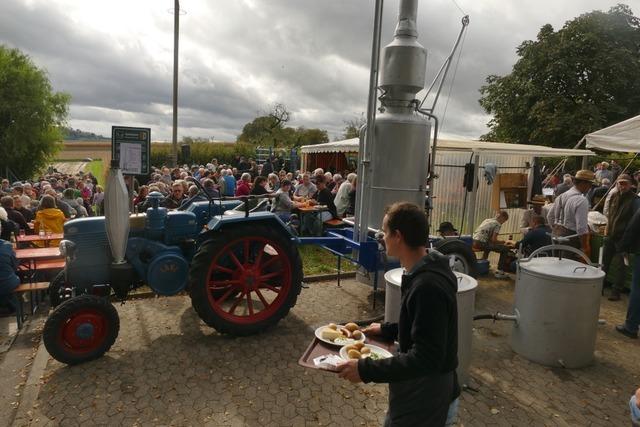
left=603, top=174, right=640, bottom=301
left=520, top=195, right=547, bottom=229
left=548, top=170, right=595, bottom=257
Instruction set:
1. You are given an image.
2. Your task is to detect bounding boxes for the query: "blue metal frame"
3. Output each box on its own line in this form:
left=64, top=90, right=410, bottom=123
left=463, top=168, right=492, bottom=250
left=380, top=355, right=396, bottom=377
left=298, top=227, right=381, bottom=272
left=205, top=211, right=385, bottom=274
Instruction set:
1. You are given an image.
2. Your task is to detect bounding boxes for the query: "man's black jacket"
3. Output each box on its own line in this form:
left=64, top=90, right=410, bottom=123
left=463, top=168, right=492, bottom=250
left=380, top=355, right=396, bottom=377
left=619, top=208, right=640, bottom=254
left=358, top=251, right=460, bottom=426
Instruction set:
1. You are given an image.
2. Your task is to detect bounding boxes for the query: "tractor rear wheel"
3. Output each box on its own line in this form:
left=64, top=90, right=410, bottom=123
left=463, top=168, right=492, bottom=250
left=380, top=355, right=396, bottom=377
left=43, top=295, right=120, bottom=365
left=189, top=224, right=302, bottom=336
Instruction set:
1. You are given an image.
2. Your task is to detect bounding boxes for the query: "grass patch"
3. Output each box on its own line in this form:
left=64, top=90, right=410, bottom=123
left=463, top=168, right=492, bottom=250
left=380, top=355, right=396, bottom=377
left=299, top=245, right=357, bottom=276
left=85, top=159, right=104, bottom=185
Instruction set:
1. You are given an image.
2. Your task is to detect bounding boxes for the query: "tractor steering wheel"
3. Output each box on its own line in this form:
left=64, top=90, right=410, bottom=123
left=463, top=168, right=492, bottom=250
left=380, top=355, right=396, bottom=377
left=176, top=177, right=216, bottom=211
left=176, top=193, right=205, bottom=211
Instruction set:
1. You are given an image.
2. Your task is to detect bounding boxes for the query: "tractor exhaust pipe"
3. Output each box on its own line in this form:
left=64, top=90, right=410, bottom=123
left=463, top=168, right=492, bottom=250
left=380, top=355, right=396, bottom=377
left=104, top=159, right=134, bottom=298
left=104, top=159, right=130, bottom=263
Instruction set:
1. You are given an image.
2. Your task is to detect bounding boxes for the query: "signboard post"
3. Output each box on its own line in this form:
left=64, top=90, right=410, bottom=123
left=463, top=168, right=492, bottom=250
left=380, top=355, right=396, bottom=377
left=111, top=126, right=151, bottom=176
left=112, top=126, right=151, bottom=212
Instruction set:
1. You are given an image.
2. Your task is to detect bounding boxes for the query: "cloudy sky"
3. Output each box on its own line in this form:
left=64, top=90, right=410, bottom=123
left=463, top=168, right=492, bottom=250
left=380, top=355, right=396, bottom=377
left=0, top=0, right=627, bottom=142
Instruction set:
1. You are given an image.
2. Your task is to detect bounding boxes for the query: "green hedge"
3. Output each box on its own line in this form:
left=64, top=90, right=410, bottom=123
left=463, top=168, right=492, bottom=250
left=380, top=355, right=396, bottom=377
left=150, top=142, right=256, bottom=168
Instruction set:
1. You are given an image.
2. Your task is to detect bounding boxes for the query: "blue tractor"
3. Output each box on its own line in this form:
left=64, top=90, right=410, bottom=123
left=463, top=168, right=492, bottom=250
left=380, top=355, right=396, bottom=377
left=43, top=168, right=303, bottom=365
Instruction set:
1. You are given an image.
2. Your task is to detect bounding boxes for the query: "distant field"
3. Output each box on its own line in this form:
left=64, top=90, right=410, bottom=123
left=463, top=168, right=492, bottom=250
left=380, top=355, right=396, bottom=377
left=49, top=159, right=104, bottom=186
left=85, top=159, right=104, bottom=185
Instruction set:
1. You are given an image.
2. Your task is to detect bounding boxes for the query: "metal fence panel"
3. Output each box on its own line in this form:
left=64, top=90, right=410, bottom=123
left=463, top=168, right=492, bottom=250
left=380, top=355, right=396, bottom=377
left=431, top=151, right=530, bottom=239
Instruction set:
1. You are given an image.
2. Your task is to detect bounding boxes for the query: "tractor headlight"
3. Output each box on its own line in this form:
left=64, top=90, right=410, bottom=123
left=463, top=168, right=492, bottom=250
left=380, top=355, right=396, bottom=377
left=59, top=240, right=76, bottom=258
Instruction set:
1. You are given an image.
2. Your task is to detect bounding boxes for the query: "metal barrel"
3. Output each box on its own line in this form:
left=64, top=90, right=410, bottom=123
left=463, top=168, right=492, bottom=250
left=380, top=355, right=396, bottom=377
left=384, top=268, right=477, bottom=386
left=511, top=248, right=605, bottom=368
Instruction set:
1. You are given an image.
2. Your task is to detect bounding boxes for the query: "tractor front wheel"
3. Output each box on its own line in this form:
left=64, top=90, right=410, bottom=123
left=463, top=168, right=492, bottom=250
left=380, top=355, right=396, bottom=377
left=189, top=224, right=302, bottom=336
left=43, top=295, right=120, bottom=365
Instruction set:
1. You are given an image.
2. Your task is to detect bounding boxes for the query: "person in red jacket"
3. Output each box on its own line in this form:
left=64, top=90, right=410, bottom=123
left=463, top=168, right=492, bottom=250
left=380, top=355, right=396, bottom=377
left=235, top=173, right=252, bottom=196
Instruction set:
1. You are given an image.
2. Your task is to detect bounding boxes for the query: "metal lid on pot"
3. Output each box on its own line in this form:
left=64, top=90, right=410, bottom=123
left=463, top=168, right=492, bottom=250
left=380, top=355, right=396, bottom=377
left=384, top=268, right=403, bottom=287
left=455, top=272, right=478, bottom=293
left=518, top=257, right=605, bottom=280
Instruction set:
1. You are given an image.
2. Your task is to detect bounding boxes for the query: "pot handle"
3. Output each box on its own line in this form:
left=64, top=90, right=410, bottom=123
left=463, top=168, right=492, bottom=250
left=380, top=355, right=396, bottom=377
left=520, top=244, right=595, bottom=266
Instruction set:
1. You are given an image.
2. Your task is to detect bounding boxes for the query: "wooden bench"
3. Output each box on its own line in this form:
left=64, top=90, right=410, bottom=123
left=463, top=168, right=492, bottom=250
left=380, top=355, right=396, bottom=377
left=32, top=259, right=65, bottom=271
left=14, top=282, right=50, bottom=329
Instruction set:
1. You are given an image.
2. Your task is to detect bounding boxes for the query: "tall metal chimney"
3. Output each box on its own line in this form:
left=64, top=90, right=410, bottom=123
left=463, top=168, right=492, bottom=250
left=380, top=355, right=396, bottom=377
left=356, top=0, right=431, bottom=234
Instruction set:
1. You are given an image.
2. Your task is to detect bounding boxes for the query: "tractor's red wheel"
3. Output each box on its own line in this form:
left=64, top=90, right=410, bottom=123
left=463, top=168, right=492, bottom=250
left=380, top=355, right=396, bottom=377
left=43, top=295, right=120, bottom=365
left=190, top=224, right=302, bottom=335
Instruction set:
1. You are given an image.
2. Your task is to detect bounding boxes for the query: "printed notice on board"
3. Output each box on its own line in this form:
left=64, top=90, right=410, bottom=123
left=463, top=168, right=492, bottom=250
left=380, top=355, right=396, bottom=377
left=120, top=143, right=142, bottom=175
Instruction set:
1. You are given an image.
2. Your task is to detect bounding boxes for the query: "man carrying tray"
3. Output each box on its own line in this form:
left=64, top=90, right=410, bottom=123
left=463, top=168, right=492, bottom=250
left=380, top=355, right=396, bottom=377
left=337, top=202, right=460, bottom=426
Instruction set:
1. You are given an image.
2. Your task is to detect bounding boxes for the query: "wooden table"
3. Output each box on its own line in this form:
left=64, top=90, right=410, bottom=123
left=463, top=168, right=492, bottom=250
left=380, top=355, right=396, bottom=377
left=297, top=205, right=328, bottom=213
left=16, top=233, right=64, bottom=248
left=13, top=247, right=63, bottom=327
left=15, top=247, right=63, bottom=262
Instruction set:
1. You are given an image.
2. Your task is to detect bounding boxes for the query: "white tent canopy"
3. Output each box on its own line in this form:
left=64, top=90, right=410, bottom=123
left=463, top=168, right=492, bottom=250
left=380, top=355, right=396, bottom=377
left=583, top=114, right=640, bottom=153
left=301, top=138, right=594, bottom=157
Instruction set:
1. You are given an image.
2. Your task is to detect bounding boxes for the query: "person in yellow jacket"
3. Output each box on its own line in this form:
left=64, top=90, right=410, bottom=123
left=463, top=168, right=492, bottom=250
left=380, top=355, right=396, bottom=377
left=34, top=195, right=65, bottom=247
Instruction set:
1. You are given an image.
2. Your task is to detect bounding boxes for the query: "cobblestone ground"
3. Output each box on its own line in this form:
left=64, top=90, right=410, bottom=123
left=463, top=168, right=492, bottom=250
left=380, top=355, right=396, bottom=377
left=462, top=278, right=639, bottom=426
left=21, top=277, right=640, bottom=426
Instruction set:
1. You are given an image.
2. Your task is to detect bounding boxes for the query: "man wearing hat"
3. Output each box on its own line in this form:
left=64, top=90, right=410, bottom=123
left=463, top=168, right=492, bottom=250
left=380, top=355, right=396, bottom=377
left=437, top=222, right=458, bottom=238
left=603, top=174, right=640, bottom=301
left=520, top=195, right=547, bottom=229
left=548, top=170, right=595, bottom=257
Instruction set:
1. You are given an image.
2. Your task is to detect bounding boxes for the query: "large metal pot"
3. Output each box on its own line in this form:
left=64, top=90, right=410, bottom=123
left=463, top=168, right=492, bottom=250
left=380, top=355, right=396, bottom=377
left=384, top=268, right=477, bottom=386
left=511, top=245, right=605, bottom=368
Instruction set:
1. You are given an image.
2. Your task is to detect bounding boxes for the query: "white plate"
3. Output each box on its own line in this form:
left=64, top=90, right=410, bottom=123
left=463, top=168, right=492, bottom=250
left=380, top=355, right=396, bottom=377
left=339, top=344, right=393, bottom=361
left=314, top=325, right=366, bottom=347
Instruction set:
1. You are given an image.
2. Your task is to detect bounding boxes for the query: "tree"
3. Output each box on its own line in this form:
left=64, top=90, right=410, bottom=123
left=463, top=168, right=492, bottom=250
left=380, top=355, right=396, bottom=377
left=291, top=127, right=329, bottom=147
left=0, top=46, right=70, bottom=178
left=478, top=4, right=640, bottom=148
left=236, top=103, right=328, bottom=147
left=237, top=103, right=291, bottom=147
left=342, top=114, right=366, bottom=140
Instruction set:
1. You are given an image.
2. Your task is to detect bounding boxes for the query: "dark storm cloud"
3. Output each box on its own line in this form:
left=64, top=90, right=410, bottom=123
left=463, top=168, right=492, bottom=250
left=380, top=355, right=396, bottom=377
left=0, top=0, right=626, bottom=141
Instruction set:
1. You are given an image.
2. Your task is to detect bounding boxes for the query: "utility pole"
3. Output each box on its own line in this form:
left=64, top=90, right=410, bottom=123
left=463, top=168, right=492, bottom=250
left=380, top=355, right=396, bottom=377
left=171, top=0, right=180, bottom=167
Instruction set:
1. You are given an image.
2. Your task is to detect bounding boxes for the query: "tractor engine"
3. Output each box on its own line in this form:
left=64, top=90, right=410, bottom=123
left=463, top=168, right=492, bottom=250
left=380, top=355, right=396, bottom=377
left=61, top=191, right=198, bottom=297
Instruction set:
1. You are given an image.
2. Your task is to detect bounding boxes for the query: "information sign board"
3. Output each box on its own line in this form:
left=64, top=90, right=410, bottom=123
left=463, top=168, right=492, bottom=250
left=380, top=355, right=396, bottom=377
left=111, top=126, right=151, bottom=175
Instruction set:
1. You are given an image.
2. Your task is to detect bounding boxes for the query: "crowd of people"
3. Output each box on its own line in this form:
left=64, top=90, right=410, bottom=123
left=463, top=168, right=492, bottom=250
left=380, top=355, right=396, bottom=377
left=0, top=158, right=358, bottom=313
left=456, top=160, right=640, bottom=341
left=126, top=157, right=357, bottom=235
left=0, top=172, right=101, bottom=242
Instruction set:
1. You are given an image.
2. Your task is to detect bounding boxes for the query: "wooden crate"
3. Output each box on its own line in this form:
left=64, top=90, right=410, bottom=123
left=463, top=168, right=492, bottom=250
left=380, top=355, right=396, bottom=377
left=491, top=173, right=528, bottom=210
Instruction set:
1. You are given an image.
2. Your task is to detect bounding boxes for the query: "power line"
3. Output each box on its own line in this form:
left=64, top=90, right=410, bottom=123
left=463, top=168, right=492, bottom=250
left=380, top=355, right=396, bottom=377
left=450, top=0, right=467, bottom=16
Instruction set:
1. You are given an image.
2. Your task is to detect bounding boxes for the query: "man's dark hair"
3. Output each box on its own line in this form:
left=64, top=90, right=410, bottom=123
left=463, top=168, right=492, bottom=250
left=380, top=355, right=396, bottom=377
left=39, top=195, right=57, bottom=210
left=531, top=215, right=545, bottom=226
left=384, top=202, right=428, bottom=248
left=315, top=175, right=326, bottom=185
left=63, top=188, right=75, bottom=199
left=0, top=196, right=13, bottom=209
left=280, top=179, right=291, bottom=187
